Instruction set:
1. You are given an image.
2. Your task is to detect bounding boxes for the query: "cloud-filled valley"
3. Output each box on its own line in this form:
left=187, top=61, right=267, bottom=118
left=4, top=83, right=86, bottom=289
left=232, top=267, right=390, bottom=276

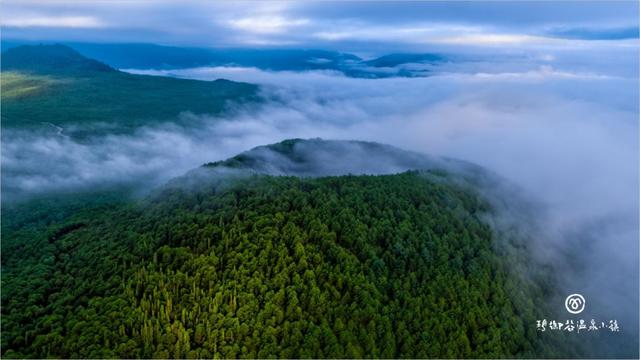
left=4, top=52, right=636, bottom=201
left=2, top=0, right=640, bottom=357
left=2, top=43, right=638, bottom=354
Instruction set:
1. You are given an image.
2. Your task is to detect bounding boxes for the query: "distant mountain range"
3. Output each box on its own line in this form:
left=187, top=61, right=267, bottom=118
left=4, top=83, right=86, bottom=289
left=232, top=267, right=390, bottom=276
left=1, top=44, right=258, bottom=134
left=0, top=42, right=450, bottom=135
left=1, top=40, right=447, bottom=78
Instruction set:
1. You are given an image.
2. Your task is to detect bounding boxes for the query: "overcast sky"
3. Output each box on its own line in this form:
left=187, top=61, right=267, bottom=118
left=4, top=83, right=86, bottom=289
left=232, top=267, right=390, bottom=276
left=2, top=1, right=638, bottom=52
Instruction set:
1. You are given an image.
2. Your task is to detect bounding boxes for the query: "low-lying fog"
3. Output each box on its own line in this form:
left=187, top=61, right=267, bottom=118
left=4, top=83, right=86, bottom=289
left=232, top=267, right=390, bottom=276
left=2, top=45, right=638, bottom=354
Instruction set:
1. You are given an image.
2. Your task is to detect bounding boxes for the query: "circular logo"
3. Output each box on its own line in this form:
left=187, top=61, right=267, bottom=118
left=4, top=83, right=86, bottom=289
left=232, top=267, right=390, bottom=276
left=565, top=294, right=586, bottom=314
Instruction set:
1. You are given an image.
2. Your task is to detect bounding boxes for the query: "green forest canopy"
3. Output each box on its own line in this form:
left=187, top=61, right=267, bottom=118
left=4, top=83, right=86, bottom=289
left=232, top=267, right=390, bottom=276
left=1, top=169, right=575, bottom=358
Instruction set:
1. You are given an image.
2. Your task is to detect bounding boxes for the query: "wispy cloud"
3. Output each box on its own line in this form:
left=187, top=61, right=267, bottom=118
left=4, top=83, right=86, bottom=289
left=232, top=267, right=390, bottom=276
left=228, top=16, right=310, bottom=34
left=2, top=15, right=106, bottom=28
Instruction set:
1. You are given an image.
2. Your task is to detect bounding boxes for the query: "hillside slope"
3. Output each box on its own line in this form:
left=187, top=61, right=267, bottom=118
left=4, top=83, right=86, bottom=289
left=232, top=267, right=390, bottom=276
left=2, top=171, right=556, bottom=358
left=1, top=139, right=570, bottom=358
left=1, top=45, right=258, bottom=132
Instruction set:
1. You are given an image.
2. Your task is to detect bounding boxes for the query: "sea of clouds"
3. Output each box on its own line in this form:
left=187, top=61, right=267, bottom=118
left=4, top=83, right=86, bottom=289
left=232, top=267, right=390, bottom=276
left=2, top=44, right=638, bottom=356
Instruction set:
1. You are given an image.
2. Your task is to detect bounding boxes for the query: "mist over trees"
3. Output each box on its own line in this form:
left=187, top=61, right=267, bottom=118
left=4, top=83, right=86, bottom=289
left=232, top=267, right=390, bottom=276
left=1, top=2, right=638, bottom=357
left=2, top=171, right=570, bottom=358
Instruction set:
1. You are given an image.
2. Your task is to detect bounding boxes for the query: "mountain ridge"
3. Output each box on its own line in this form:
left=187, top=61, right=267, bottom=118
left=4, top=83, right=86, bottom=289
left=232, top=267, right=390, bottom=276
left=1, top=44, right=259, bottom=132
left=2, top=44, right=115, bottom=74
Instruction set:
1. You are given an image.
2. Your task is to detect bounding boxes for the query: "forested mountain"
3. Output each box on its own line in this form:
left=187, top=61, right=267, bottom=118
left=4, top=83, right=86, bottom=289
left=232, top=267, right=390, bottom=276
left=1, top=139, right=575, bottom=358
left=1, top=45, right=258, bottom=133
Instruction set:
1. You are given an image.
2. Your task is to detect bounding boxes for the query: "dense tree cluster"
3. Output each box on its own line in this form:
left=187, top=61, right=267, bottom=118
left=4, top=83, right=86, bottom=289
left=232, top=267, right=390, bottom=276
left=2, top=171, right=563, bottom=358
